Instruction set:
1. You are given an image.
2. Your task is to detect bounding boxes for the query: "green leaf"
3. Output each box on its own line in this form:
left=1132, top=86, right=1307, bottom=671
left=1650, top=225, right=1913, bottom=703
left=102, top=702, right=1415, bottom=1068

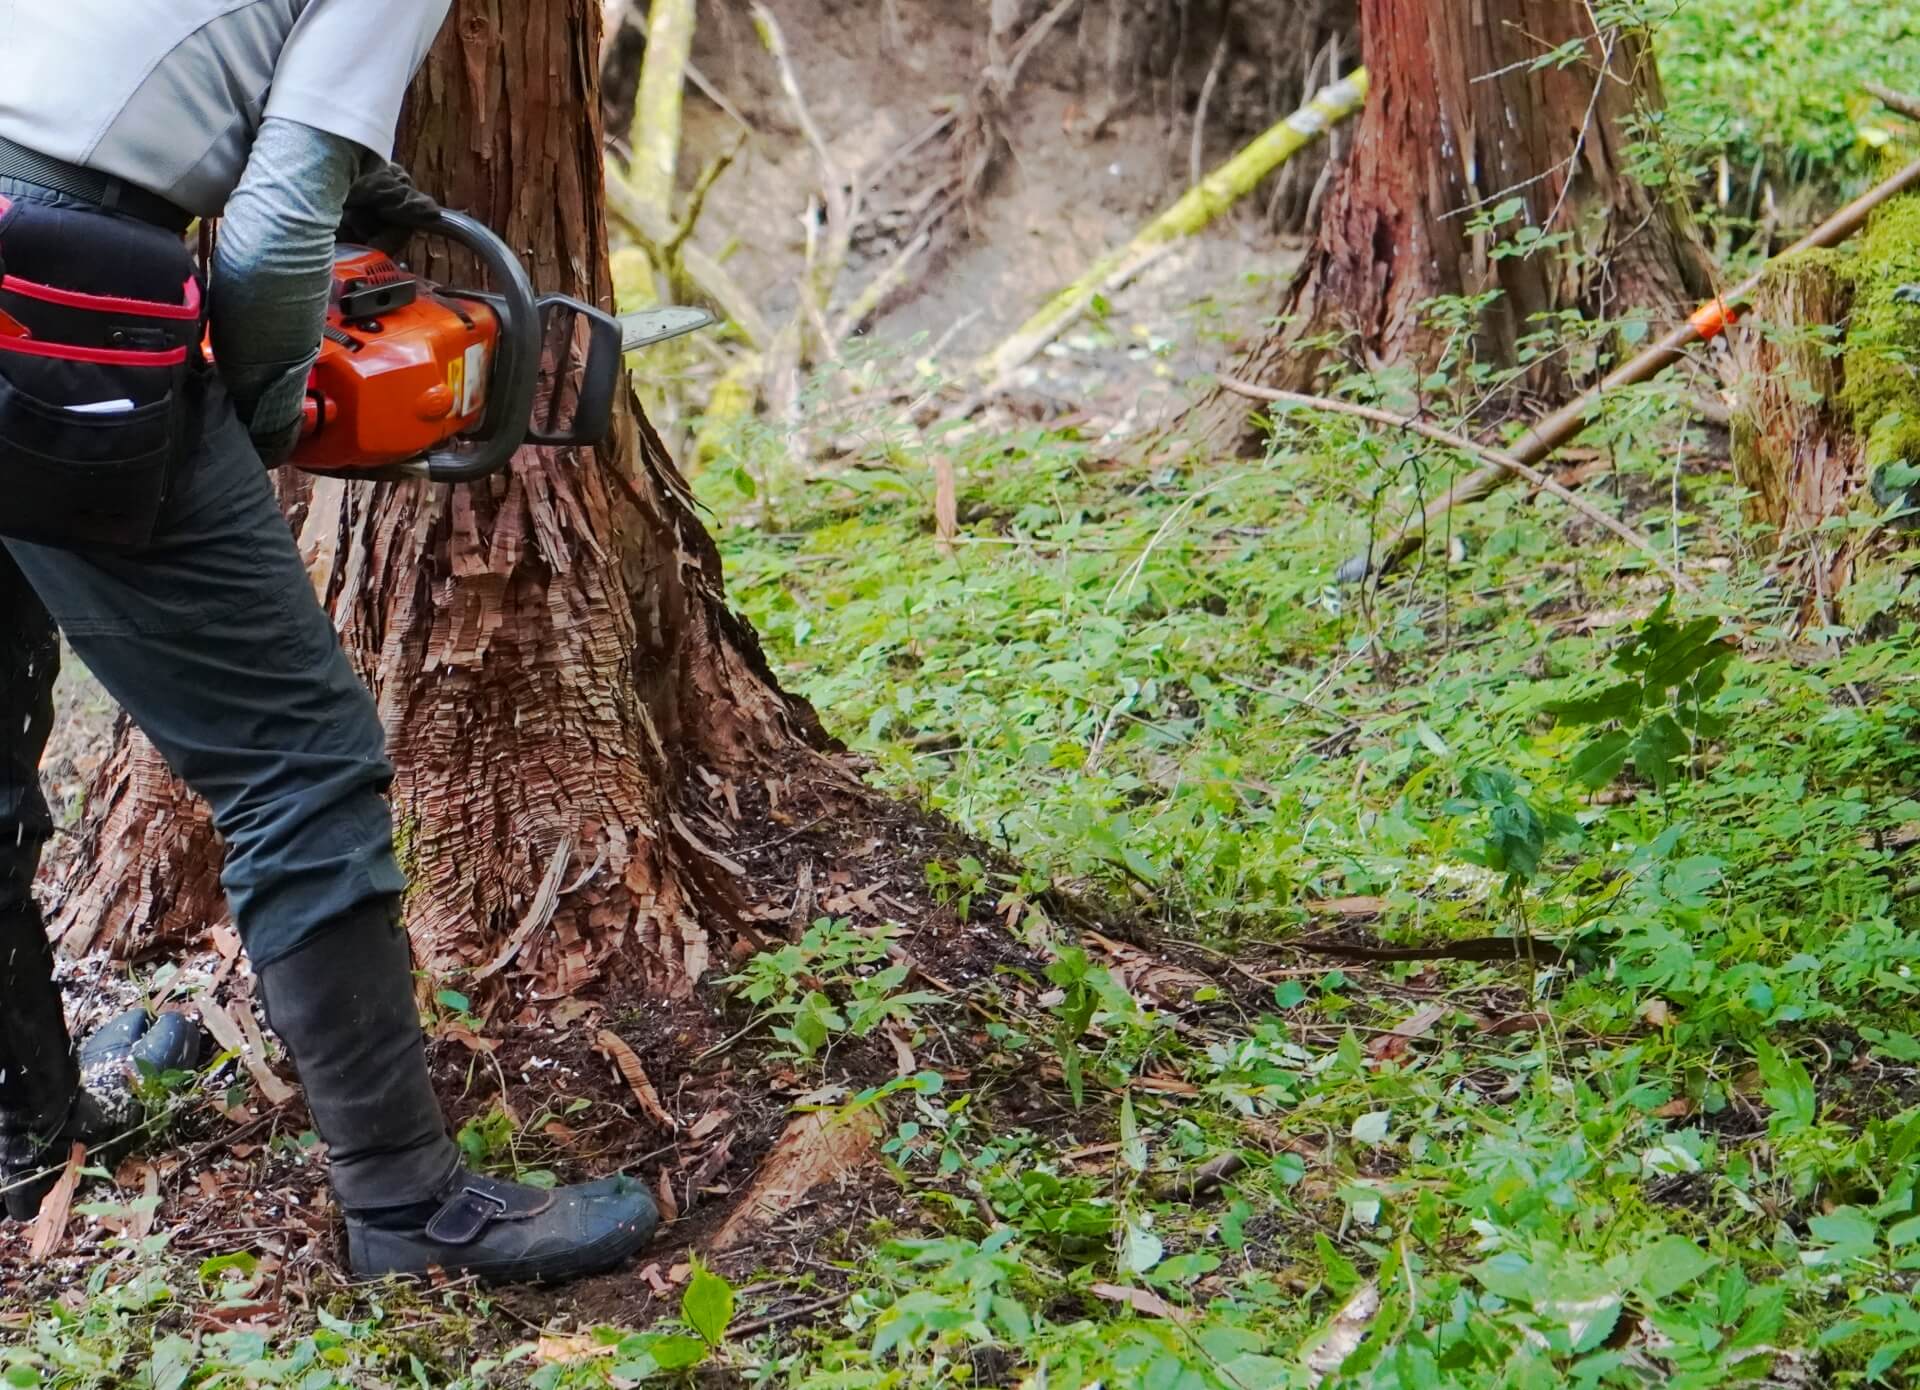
left=1755, top=1039, right=1817, bottom=1135
left=1123, top=1215, right=1164, bottom=1273
left=1571, top=730, right=1634, bottom=788
left=1807, top=1207, right=1879, bottom=1265
left=1885, top=1214, right=1920, bottom=1248
left=435, top=989, right=471, bottom=1014
left=648, top=1336, right=711, bottom=1371
left=1544, top=679, right=1644, bottom=727
left=1636, top=1235, right=1715, bottom=1300
left=1119, top=1095, right=1147, bottom=1173
left=196, top=1251, right=258, bottom=1286
left=1631, top=714, right=1689, bottom=792
left=1316, top=1232, right=1360, bottom=1295
left=683, top=1259, right=736, bottom=1346
left=1350, top=1111, right=1390, bottom=1145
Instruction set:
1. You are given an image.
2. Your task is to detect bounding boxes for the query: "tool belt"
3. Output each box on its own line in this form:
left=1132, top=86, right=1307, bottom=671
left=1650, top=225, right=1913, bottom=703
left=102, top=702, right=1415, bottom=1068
left=0, top=187, right=207, bottom=551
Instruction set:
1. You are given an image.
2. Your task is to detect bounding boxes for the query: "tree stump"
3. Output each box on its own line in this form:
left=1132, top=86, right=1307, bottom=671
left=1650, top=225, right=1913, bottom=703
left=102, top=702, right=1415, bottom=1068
left=1731, top=193, right=1920, bottom=628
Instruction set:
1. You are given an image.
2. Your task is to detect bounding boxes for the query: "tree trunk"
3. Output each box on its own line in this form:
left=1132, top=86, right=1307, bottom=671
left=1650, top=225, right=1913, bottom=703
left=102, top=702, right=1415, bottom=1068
left=1178, top=0, right=1714, bottom=454
left=53, top=0, right=833, bottom=1001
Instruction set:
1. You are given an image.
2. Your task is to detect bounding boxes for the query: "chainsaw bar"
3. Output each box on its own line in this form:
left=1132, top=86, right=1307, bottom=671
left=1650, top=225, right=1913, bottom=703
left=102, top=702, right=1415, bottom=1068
left=617, top=306, right=717, bottom=352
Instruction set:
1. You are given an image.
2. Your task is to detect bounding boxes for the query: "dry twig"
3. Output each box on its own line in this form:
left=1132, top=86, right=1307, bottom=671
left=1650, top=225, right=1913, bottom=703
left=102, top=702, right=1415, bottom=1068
left=1219, top=380, right=1703, bottom=598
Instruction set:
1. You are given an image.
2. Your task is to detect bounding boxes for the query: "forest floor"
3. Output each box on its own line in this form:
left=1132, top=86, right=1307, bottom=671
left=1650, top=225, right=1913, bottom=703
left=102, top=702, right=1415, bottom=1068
left=12, top=3, right=1920, bottom=1387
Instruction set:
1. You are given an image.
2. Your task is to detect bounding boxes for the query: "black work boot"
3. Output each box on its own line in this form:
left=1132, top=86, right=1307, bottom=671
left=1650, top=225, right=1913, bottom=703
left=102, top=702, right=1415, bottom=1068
left=257, top=898, right=658, bottom=1283
left=2, top=904, right=206, bottom=1220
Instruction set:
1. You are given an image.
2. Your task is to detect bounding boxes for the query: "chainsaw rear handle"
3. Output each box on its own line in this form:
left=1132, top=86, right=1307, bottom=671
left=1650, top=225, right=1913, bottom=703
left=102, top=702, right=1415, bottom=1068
left=422, top=209, right=541, bottom=485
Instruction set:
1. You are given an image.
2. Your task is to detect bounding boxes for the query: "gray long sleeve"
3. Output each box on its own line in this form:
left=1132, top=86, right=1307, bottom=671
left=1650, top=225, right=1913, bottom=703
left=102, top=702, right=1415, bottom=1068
left=210, top=117, right=368, bottom=446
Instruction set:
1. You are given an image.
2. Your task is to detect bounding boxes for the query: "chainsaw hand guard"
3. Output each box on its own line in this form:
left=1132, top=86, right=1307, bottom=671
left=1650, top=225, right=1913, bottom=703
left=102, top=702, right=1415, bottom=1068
left=418, top=209, right=540, bottom=485
left=527, top=294, right=622, bottom=449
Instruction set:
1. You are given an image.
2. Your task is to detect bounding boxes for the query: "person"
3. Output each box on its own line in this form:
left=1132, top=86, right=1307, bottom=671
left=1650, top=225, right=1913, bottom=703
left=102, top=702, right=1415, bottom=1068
left=0, top=2, right=658, bottom=1284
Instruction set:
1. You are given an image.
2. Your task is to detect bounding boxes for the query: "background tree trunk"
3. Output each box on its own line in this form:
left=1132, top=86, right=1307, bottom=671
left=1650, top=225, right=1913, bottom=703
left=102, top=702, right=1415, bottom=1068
left=54, top=0, right=831, bottom=1001
left=1178, top=0, right=1714, bottom=454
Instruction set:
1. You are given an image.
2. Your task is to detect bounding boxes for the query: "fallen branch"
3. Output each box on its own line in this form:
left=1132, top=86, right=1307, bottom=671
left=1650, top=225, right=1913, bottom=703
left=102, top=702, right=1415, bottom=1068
left=1332, top=154, right=1920, bottom=582
left=1220, top=380, right=1704, bottom=598
left=1293, top=934, right=1568, bottom=966
left=974, top=69, right=1369, bottom=392
left=1867, top=82, right=1920, bottom=123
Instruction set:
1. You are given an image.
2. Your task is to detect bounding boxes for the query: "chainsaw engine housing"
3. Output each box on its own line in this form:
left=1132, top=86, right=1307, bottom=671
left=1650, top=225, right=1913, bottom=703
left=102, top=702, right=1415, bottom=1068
left=299, top=244, right=501, bottom=476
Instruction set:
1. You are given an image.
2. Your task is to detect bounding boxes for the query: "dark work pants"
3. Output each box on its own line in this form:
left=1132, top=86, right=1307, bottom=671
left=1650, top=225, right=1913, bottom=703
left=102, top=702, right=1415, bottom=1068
left=0, top=186, right=407, bottom=1117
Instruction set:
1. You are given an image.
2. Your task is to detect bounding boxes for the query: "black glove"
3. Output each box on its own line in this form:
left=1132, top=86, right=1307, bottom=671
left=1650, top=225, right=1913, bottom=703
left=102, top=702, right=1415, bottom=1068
left=339, top=161, right=441, bottom=254
left=250, top=414, right=305, bottom=470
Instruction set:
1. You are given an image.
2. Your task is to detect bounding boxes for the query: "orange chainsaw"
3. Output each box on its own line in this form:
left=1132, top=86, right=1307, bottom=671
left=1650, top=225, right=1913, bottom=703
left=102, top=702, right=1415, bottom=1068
left=266, top=210, right=711, bottom=482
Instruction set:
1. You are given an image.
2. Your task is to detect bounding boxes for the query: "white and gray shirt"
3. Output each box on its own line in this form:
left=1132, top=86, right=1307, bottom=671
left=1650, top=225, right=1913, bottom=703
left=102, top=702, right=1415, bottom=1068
left=0, top=0, right=451, bottom=218
left=0, top=0, right=452, bottom=442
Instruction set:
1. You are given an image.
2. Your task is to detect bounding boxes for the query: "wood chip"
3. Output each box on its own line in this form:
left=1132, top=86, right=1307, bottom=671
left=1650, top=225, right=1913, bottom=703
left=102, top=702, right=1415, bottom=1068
left=28, top=1142, right=85, bottom=1260
left=1092, top=1282, right=1190, bottom=1322
left=594, top=1030, right=677, bottom=1131
left=653, top=1165, right=680, bottom=1225
left=710, top=1107, right=882, bottom=1251
left=1303, top=1281, right=1381, bottom=1377
left=535, top=1334, right=612, bottom=1365
left=1308, top=896, right=1387, bottom=919
left=201, top=1002, right=296, bottom=1106
left=475, top=834, right=574, bottom=981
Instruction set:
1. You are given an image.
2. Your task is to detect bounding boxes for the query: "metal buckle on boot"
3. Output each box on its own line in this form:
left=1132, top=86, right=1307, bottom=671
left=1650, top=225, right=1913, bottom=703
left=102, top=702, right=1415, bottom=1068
left=423, top=1185, right=511, bottom=1246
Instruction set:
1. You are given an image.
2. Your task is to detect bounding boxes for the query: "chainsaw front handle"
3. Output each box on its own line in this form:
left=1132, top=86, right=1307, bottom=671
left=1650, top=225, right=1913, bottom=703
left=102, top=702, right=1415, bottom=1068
left=422, top=209, right=541, bottom=485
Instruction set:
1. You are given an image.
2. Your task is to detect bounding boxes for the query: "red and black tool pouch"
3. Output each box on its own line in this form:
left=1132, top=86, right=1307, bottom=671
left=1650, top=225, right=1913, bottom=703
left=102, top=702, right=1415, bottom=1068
left=0, top=195, right=206, bottom=550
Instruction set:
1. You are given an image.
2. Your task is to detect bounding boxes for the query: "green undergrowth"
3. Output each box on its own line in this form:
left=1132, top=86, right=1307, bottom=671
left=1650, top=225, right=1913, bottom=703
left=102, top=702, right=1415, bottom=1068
left=19, top=371, right=1920, bottom=1386
left=1654, top=0, right=1920, bottom=210
left=690, top=362, right=1920, bottom=1382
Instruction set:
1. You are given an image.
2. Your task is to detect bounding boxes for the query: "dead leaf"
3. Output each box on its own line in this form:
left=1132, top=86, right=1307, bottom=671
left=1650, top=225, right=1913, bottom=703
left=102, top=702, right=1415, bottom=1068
left=1092, top=1282, right=1190, bottom=1322
left=1084, top=930, right=1213, bottom=1007
left=638, top=1262, right=677, bottom=1297
left=1481, top=1013, right=1550, bottom=1037
left=711, top=1107, right=882, bottom=1251
left=28, top=1142, right=85, bottom=1260
left=437, top=1022, right=498, bottom=1053
left=594, top=1030, right=677, bottom=1131
left=1367, top=1004, right=1448, bottom=1061
left=1651, top=1098, right=1693, bottom=1119
left=884, top=1023, right=916, bottom=1077
left=1303, top=1281, right=1381, bottom=1378
left=1639, top=998, right=1674, bottom=1028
